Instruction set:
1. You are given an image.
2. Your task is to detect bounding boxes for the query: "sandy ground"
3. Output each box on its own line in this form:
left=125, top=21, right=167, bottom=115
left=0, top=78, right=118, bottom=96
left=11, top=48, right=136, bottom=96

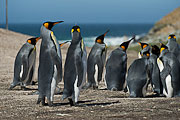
left=0, top=28, right=180, bottom=120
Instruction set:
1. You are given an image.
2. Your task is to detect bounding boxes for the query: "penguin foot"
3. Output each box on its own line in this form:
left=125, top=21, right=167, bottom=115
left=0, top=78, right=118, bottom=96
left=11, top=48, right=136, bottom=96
left=37, top=98, right=41, bottom=104
left=92, top=85, right=98, bottom=90
left=111, top=87, right=118, bottom=91
left=48, top=101, right=54, bottom=107
left=82, top=83, right=98, bottom=90
left=8, top=85, right=15, bottom=90
left=21, top=86, right=28, bottom=91
left=37, top=97, right=46, bottom=106
left=123, top=87, right=128, bottom=93
left=31, top=81, right=37, bottom=85
left=82, top=83, right=91, bottom=89
left=68, top=98, right=75, bottom=106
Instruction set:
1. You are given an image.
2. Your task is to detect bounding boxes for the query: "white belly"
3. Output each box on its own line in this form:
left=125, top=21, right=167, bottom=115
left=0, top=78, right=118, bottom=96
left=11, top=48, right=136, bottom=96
left=20, top=65, right=23, bottom=78
left=157, top=58, right=164, bottom=72
left=163, top=75, right=173, bottom=98
left=94, top=64, right=98, bottom=86
left=50, top=65, right=57, bottom=101
left=157, top=58, right=173, bottom=97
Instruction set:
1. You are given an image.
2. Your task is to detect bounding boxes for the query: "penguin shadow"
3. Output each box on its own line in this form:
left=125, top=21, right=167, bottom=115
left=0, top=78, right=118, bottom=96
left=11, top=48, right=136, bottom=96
left=82, top=100, right=120, bottom=107
left=8, top=87, right=38, bottom=91
left=145, top=94, right=166, bottom=98
left=53, top=100, right=95, bottom=107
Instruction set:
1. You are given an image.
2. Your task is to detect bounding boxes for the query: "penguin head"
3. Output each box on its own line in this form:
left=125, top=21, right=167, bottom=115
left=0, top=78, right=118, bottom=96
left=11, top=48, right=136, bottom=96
left=27, top=37, right=40, bottom=46
left=138, top=42, right=149, bottom=49
left=160, top=43, right=168, bottom=53
left=138, top=42, right=150, bottom=57
left=142, top=51, right=150, bottom=58
left=71, top=25, right=82, bottom=40
left=43, top=21, right=64, bottom=30
left=120, top=40, right=131, bottom=51
left=95, top=30, right=109, bottom=44
left=151, top=45, right=160, bottom=57
left=168, top=34, right=176, bottom=41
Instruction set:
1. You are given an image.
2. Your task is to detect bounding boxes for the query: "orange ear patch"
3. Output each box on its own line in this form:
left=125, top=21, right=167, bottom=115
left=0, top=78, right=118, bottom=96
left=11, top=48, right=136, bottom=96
left=44, top=23, right=49, bottom=29
left=97, top=39, right=102, bottom=44
left=146, top=53, right=150, bottom=57
left=143, top=45, right=147, bottom=49
left=168, top=36, right=171, bottom=39
left=77, top=28, right=80, bottom=33
left=121, top=46, right=126, bottom=50
left=27, top=40, right=31, bottom=44
left=160, top=47, right=165, bottom=53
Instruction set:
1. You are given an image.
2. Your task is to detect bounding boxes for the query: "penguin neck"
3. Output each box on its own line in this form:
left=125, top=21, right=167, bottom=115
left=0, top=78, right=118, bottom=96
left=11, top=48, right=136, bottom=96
left=159, top=49, right=169, bottom=58
left=72, top=37, right=82, bottom=44
left=169, top=38, right=176, bottom=42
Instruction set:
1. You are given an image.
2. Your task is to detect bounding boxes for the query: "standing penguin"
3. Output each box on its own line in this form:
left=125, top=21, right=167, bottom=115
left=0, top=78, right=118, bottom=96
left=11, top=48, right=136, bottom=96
left=83, top=30, right=109, bottom=89
left=148, top=45, right=163, bottom=95
left=37, top=21, right=63, bottom=106
left=126, top=56, right=150, bottom=97
left=9, top=37, right=40, bottom=90
left=62, top=25, right=87, bottom=106
left=157, top=43, right=180, bottom=97
left=127, top=41, right=151, bottom=97
left=138, top=42, right=163, bottom=95
left=166, top=34, right=180, bottom=62
left=105, top=37, right=134, bottom=91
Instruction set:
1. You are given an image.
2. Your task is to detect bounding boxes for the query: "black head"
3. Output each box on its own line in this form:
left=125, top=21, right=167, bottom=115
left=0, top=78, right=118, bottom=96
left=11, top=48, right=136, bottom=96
left=168, top=34, right=176, bottom=40
left=43, top=21, right=64, bottom=30
left=71, top=25, right=82, bottom=40
left=142, top=51, right=150, bottom=58
left=27, top=37, right=40, bottom=46
left=160, top=43, right=168, bottom=53
left=120, top=40, right=131, bottom=51
left=151, top=45, right=160, bottom=57
left=138, top=42, right=149, bottom=49
left=95, top=30, right=109, bottom=44
left=71, top=25, right=81, bottom=33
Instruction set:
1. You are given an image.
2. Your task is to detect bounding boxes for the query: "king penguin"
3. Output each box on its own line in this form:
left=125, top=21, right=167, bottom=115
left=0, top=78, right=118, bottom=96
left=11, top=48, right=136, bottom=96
left=126, top=42, right=151, bottom=97
left=105, top=36, right=134, bottom=91
left=83, top=30, right=109, bottom=89
left=157, top=43, right=180, bottom=97
left=9, top=37, right=40, bottom=90
left=37, top=21, right=63, bottom=106
left=62, top=25, right=87, bottom=106
left=148, top=45, right=163, bottom=95
left=166, top=34, right=180, bottom=62
left=138, top=42, right=163, bottom=95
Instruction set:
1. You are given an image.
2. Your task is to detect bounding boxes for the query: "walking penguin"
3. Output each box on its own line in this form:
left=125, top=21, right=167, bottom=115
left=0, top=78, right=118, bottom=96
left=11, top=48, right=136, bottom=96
left=62, top=25, right=87, bottom=106
left=37, top=21, right=63, bottom=106
left=83, top=30, right=109, bottom=89
left=9, top=37, right=40, bottom=90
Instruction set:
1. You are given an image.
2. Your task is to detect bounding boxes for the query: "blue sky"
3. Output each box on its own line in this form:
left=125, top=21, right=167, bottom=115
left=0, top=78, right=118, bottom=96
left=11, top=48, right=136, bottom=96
left=0, top=0, right=180, bottom=24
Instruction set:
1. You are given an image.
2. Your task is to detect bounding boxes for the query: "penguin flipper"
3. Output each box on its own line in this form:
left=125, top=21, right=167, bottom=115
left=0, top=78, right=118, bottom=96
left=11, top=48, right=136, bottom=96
left=21, top=55, right=29, bottom=82
left=75, top=52, right=84, bottom=87
left=50, top=46, right=62, bottom=82
left=160, top=63, right=171, bottom=94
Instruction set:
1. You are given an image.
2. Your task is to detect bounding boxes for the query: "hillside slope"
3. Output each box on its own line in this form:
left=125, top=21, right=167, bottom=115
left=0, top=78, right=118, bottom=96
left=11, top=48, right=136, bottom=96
left=143, top=7, right=180, bottom=43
